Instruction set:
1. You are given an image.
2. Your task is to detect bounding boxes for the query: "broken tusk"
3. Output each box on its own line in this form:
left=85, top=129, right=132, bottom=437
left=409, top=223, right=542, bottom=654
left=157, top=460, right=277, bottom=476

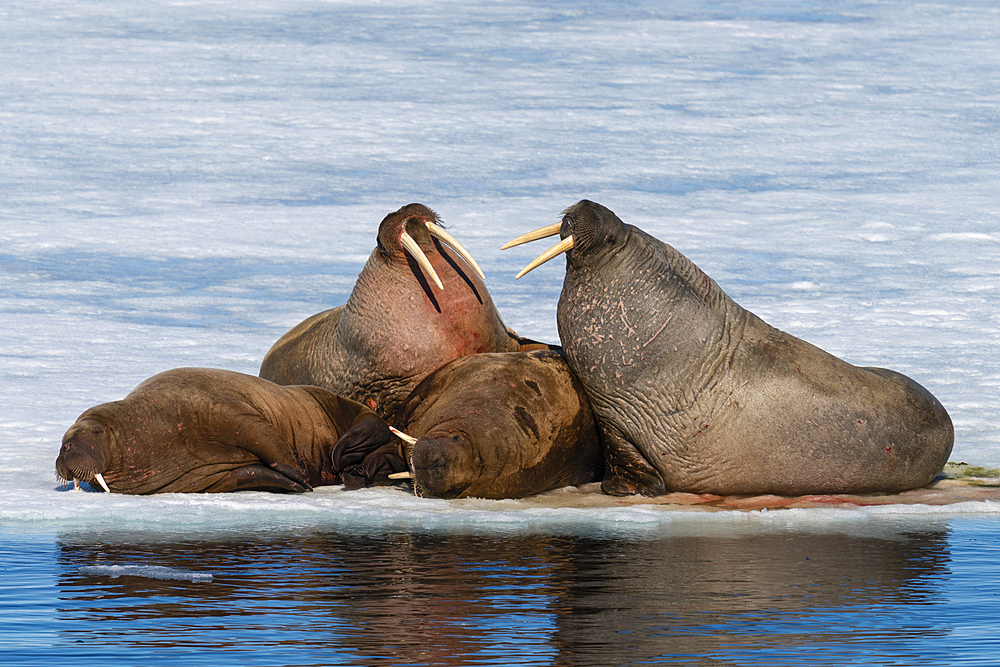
left=426, top=222, right=486, bottom=281
left=388, top=471, right=413, bottom=480
left=400, top=231, right=444, bottom=290
left=94, top=473, right=111, bottom=493
left=73, top=479, right=81, bottom=492
left=515, top=235, right=575, bottom=279
left=501, top=222, right=563, bottom=250
left=389, top=425, right=418, bottom=445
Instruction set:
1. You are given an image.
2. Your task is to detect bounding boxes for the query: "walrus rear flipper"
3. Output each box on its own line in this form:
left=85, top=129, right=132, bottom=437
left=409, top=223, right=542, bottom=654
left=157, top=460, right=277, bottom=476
left=201, top=464, right=311, bottom=493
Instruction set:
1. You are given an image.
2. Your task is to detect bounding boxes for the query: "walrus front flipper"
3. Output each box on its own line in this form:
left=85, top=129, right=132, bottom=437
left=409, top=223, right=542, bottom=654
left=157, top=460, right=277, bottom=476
left=331, top=417, right=395, bottom=470
left=330, top=416, right=407, bottom=489
left=600, top=427, right=667, bottom=497
left=340, top=443, right=407, bottom=490
left=267, top=462, right=313, bottom=490
left=201, top=464, right=311, bottom=493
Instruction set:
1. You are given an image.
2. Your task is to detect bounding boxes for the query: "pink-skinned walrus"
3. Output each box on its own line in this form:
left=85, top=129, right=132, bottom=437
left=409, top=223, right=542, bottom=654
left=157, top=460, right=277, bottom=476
left=260, top=203, right=551, bottom=422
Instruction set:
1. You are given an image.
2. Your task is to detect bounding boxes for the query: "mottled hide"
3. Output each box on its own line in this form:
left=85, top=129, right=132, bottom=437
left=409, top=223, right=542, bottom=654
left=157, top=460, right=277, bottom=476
left=508, top=200, right=953, bottom=497
left=56, top=368, right=393, bottom=494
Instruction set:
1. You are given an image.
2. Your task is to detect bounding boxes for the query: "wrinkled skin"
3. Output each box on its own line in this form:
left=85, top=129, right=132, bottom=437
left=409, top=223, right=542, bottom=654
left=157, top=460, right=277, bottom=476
left=391, top=350, right=603, bottom=499
left=55, top=368, right=395, bottom=494
left=536, top=200, right=954, bottom=497
left=260, top=203, right=549, bottom=422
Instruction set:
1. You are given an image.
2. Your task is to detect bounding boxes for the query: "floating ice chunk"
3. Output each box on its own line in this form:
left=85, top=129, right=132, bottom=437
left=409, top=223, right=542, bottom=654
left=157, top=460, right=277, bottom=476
left=78, top=565, right=213, bottom=582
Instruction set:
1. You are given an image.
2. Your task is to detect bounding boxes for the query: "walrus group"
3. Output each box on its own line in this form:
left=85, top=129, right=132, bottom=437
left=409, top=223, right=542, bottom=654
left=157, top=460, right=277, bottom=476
left=56, top=201, right=954, bottom=501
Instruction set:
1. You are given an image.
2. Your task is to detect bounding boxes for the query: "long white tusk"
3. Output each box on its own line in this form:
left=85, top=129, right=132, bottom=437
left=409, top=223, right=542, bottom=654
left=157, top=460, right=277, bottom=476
left=500, top=222, right=563, bottom=250
left=94, top=473, right=111, bottom=493
left=389, top=425, right=418, bottom=445
left=426, top=222, right=486, bottom=281
left=400, top=231, right=444, bottom=290
left=388, top=471, right=413, bottom=480
left=515, top=235, right=575, bottom=279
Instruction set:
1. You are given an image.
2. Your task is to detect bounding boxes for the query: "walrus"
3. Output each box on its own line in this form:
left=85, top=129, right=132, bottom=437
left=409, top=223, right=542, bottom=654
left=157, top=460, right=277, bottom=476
left=332, top=350, right=603, bottom=499
left=503, top=200, right=954, bottom=497
left=260, top=203, right=550, bottom=422
left=55, top=368, right=399, bottom=494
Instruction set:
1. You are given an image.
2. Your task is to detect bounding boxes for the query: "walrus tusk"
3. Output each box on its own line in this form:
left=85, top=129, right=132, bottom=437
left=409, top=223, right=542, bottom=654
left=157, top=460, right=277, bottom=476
left=389, top=425, right=418, bottom=445
left=400, top=231, right=444, bottom=290
left=425, top=222, right=486, bottom=281
left=387, top=427, right=416, bottom=482
left=514, top=235, right=575, bottom=279
left=73, top=479, right=81, bottom=491
left=93, top=473, right=112, bottom=493
left=500, top=222, right=562, bottom=250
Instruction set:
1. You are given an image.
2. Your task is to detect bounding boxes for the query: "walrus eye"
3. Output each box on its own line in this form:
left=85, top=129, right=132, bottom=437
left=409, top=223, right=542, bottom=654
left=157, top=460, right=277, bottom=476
left=90, top=426, right=103, bottom=436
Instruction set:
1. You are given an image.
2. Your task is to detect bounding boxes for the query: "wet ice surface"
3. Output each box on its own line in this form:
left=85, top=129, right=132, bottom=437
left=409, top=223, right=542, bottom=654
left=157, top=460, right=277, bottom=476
left=1, top=1, right=999, bottom=664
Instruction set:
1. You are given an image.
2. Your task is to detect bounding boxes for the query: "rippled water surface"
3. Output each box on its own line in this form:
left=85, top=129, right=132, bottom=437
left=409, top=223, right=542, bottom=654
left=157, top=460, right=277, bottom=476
left=3, top=518, right=999, bottom=666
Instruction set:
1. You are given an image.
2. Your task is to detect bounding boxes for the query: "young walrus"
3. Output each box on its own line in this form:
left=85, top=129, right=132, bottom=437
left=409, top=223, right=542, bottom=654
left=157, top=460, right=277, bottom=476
left=56, top=368, right=398, bottom=494
left=333, top=350, right=603, bottom=499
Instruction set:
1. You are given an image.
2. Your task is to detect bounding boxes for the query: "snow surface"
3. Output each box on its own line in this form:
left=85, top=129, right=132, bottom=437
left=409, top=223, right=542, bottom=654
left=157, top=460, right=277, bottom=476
left=1, top=0, right=998, bottom=531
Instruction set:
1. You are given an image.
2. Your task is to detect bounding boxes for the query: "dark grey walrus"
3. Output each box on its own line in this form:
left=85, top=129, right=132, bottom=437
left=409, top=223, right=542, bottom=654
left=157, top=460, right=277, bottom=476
left=55, top=368, right=397, bottom=494
left=260, top=203, right=550, bottom=423
left=503, top=200, right=954, bottom=497
left=332, top=350, right=602, bottom=499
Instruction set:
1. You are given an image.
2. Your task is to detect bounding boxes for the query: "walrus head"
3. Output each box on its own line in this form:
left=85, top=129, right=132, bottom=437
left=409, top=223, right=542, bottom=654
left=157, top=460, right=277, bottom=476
left=56, top=412, right=116, bottom=493
left=374, top=202, right=485, bottom=291
left=333, top=202, right=523, bottom=420
left=408, top=433, right=479, bottom=499
left=502, top=200, right=628, bottom=277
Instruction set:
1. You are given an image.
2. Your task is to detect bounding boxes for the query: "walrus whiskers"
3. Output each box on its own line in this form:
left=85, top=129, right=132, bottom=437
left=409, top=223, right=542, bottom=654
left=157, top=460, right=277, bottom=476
left=400, top=231, right=444, bottom=290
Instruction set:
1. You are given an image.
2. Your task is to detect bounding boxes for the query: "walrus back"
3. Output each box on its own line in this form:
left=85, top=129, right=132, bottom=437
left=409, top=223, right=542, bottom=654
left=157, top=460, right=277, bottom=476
left=259, top=306, right=344, bottom=387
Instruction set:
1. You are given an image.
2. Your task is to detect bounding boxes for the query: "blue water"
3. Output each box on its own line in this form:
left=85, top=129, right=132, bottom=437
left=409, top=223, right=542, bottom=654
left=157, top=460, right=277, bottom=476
left=4, top=518, right=1000, bottom=666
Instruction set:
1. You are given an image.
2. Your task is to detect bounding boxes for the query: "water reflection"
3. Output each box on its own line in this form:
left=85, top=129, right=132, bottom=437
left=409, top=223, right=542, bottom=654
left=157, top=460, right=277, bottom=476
left=55, top=527, right=952, bottom=666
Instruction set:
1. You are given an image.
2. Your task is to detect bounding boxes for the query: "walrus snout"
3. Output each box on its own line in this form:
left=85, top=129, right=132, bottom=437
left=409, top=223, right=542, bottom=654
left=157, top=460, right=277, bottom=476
left=410, top=433, right=477, bottom=499
left=56, top=421, right=111, bottom=491
left=379, top=203, right=486, bottom=290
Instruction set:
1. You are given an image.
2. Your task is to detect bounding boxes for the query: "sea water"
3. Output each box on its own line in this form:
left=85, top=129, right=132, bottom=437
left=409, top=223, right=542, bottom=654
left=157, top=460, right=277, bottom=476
left=1, top=0, right=999, bottom=664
